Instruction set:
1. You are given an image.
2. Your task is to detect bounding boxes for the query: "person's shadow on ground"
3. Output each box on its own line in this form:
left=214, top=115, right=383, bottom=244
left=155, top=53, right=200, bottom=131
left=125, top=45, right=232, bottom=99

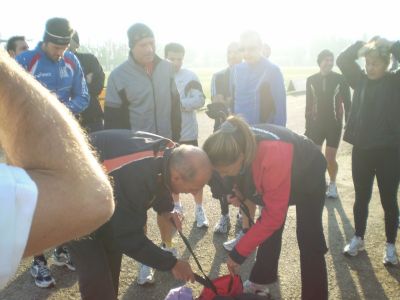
left=325, top=196, right=390, bottom=300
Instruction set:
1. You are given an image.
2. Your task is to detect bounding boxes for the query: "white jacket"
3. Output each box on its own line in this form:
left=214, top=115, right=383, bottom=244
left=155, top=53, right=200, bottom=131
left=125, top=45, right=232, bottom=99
left=174, top=68, right=205, bottom=142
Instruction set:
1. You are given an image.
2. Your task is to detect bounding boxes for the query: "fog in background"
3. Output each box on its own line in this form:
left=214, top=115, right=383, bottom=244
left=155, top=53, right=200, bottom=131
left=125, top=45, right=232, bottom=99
left=1, top=0, right=398, bottom=71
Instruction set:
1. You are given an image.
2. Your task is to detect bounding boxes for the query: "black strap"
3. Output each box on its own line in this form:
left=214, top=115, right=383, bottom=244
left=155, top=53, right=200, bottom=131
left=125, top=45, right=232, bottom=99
left=239, top=201, right=254, bottom=227
left=175, top=229, right=218, bottom=294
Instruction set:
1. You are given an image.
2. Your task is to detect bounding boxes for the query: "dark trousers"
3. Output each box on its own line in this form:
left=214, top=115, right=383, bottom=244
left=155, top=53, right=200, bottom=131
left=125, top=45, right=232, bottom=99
left=68, top=237, right=122, bottom=300
left=249, top=178, right=328, bottom=300
left=352, top=146, right=400, bottom=243
left=220, top=195, right=229, bottom=216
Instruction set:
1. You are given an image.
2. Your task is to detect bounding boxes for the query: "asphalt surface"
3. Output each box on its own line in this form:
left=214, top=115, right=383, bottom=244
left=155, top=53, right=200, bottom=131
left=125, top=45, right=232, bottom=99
left=1, top=94, right=399, bottom=300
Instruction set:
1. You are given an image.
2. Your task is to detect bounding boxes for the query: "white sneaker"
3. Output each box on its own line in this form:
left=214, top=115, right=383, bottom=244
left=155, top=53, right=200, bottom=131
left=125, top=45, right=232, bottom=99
left=30, top=259, right=56, bottom=288
left=137, top=263, right=154, bottom=285
left=195, top=206, right=209, bottom=228
left=326, top=182, right=338, bottom=198
left=243, top=280, right=270, bottom=296
left=173, top=203, right=183, bottom=215
left=223, top=231, right=245, bottom=251
left=214, top=214, right=230, bottom=234
left=53, top=247, right=75, bottom=271
left=383, top=243, right=399, bottom=266
left=161, top=243, right=178, bottom=258
left=343, top=236, right=365, bottom=256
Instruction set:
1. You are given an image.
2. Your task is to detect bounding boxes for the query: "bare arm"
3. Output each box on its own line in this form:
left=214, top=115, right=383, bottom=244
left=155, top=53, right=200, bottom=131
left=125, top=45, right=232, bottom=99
left=0, top=50, right=114, bottom=257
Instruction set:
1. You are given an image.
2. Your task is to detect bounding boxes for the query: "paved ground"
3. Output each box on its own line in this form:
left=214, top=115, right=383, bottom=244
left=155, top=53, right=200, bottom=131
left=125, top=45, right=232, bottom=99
left=1, top=94, right=399, bottom=299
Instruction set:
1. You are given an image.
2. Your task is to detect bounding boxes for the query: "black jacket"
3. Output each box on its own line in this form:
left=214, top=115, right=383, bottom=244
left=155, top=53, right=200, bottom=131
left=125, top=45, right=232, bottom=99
left=209, top=124, right=327, bottom=206
left=305, top=71, right=351, bottom=132
left=337, top=41, right=400, bottom=149
left=75, top=52, right=105, bottom=127
left=90, top=130, right=177, bottom=271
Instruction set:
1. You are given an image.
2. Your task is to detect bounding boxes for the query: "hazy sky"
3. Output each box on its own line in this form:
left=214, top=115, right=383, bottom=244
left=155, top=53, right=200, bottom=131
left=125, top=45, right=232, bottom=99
left=1, top=0, right=398, bottom=51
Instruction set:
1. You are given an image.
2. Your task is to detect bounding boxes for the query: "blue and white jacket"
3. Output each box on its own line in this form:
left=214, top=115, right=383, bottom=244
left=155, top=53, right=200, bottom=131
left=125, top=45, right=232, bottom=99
left=16, top=42, right=89, bottom=114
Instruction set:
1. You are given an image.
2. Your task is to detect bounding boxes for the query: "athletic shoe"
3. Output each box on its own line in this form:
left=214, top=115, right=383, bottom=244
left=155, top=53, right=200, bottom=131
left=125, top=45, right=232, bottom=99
left=30, top=258, right=56, bottom=288
left=214, top=214, right=230, bottom=234
left=383, top=243, right=399, bottom=266
left=326, top=182, right=338, bottom=198
left=53, top=247, right=75, bottom=271
left=137, top=263, right=155, bottom=285
left=243, top=280, right=271, bottom=297
left=343, top=236, right=365, bottom=256
left=223, top=230, right=245, bottom=251
left=161, top=243, right=178, bottom=258
left=195, top=206, right=209, bottom=228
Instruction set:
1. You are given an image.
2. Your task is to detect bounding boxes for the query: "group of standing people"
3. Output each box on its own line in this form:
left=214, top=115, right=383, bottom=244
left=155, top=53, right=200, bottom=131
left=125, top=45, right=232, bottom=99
left=2, top=16, right=399, bottom=300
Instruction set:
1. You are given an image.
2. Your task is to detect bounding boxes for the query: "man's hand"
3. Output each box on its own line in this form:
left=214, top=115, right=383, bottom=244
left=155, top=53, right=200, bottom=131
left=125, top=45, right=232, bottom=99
left=227, top=194, right=241, bottom=207
left=171, top=260, right=195, bottom=282
left=226, top=256, right=240, bottom=276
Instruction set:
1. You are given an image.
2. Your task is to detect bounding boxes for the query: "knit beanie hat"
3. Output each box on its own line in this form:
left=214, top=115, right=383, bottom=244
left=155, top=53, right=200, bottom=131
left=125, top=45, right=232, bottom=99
left=127, top=23, right=154, bottom=49
left=43, top=18, right=73, bottom=45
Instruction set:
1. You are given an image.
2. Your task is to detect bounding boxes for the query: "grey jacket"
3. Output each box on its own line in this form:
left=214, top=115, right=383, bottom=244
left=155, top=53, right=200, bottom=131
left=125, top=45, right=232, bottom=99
left=104, top=55, right=181, bottom=141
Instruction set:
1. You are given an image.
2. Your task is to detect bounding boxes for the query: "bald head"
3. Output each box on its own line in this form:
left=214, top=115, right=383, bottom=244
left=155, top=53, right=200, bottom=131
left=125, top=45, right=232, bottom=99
left=169, top=145, right=212, bottom=194
left=170, top=145, right=211, bottom=180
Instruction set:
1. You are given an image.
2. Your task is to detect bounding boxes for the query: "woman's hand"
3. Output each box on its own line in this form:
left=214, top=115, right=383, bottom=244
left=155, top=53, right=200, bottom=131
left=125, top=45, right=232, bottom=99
left=227, top=185, right=245, bottom=207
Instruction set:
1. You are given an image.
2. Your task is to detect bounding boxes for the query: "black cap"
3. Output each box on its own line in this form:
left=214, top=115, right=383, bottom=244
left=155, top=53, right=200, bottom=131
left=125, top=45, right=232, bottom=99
left=43, top=17, right=73, bottom=45
left=127, top=23, right=154, bottom=49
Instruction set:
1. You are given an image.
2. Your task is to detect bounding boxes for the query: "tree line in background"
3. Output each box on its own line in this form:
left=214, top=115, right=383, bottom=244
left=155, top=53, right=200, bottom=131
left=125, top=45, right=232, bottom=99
left=79, top=35, right=357, bottom=72
left=0, top=33, right=358, bottom=72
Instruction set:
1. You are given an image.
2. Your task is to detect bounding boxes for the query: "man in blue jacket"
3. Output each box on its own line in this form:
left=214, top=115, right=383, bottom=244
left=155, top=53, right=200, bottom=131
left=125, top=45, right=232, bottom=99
left=16, top=17, right=89, bottom=288
left=223, top=31, right=287, bottom=253
left=233, top=31, right=286, bottom=127
left=16, top=18, right=89, bottom=116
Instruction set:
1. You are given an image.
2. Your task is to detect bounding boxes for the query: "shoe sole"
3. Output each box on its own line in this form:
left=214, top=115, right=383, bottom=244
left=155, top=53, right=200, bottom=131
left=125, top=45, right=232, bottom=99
left=383, top=259, right=399, bottom=266
left=137, top=279, right=155, bottom=286
left=196, top=221, right=209, bottom=228
left=223, top=244, right=236, bottom=251
left=343, top=247, right=365, bottom=257
left=34, top=279, right=56, bottom=288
